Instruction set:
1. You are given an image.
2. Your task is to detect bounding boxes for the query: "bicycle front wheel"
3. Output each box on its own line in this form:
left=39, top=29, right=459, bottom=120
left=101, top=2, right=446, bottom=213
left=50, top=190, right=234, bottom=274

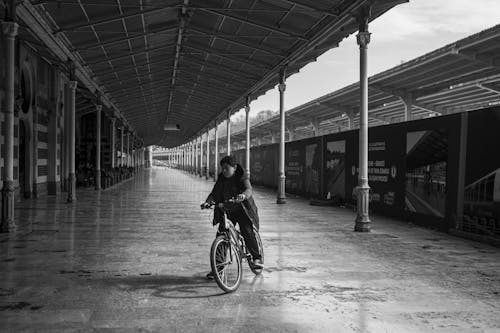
left=210, top=236, right=242, bottom=293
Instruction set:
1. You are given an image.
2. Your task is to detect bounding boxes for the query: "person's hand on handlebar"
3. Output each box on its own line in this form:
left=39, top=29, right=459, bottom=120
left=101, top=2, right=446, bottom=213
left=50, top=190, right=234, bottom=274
left=235, top=193, right=246, bottom=203
left=200, top=202, right=213, bottom=210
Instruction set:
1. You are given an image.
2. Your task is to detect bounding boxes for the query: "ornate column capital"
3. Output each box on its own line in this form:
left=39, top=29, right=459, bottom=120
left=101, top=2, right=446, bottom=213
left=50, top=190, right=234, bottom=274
left=96, top=104, right=102, bottom=112
left=278, top=83, right=286, bottom=93
left=356, top=31, right=371, bottom=48
left=68, top=81, right=78, bottom=91
left=1, top=21, right=19, bottom=37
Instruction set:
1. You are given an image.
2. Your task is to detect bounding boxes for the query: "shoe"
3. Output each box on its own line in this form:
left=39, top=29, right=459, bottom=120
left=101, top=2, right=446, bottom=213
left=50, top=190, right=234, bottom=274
left=206, top=271, right=215, bottom=280
left=252, top=258, right=264, bottom=269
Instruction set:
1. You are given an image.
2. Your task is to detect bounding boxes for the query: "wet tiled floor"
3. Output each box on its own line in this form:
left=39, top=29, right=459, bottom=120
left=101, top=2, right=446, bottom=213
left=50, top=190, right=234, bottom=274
left=1, top=168, right=499, bottom=332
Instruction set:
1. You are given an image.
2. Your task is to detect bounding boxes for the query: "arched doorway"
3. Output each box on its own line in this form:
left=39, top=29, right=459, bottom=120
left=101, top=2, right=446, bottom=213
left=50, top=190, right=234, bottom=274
left=19, top=120, right=30, bottom=198
left=20, top=67, right=32, bottom=114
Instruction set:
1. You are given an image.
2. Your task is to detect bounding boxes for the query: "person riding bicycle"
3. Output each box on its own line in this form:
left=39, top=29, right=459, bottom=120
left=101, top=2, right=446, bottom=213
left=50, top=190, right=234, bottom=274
left=201, top=155, right=263, bottom=279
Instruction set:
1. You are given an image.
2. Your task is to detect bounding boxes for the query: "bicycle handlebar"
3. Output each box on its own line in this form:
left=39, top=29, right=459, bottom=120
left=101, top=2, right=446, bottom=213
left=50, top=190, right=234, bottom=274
left=200, top=197, right=239, bottom=210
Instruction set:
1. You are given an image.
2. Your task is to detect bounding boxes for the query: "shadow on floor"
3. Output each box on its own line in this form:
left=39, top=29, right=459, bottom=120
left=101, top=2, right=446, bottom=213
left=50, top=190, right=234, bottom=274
left=100, top=273, right=227, bottom=299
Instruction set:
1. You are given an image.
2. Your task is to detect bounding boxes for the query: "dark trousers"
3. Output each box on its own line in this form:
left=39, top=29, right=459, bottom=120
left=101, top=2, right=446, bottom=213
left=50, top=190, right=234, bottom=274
left=218, top=208, right=261, bottom=260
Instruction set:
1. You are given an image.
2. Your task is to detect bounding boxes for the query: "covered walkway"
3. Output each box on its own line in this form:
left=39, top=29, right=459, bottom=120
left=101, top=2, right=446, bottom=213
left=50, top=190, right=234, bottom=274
left=1, top=167, right=499, bottom=332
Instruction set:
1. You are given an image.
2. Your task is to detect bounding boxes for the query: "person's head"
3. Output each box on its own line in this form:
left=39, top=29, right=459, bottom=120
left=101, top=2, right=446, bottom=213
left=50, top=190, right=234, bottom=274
left=220, top=155, right=237, bottom=178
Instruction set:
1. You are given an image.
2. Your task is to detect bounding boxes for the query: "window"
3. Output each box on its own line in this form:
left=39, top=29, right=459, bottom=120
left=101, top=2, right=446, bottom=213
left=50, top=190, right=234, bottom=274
left=21, top=68, right=32, bottom=114
left=485, top=175, right=495, bottom=202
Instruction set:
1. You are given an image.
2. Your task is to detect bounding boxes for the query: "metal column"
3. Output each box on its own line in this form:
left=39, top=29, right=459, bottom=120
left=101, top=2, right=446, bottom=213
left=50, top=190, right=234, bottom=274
left=1, top=19, right=18, bottom=232
left=126, top=131, right=130, bottom=167
left=226, top=111, right=231, bottom=156
left=206, top=130, right=210, bottom=179
left=355, top=7, right=372, bottom=232
left=67, top=79, right=77, bottom=203
left=120, top=127, right=124, bottom=167
left=245, top=97, right=251, bottom=179
left=191, top=142, right=194, bottom=173
left=214, top=122, right=219, bottom=181
left=199, top=135, right=204, bottom=177
left=95, top=104, right=102, bottom=190
left=277, top=68, right=287, bottom=204
left=111, top=118, right=116, bottom=168
left=195, top=139, right=199, bottom=175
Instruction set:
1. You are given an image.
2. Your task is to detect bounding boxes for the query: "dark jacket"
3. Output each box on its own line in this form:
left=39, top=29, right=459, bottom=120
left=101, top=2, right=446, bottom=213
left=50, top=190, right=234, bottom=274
left=206, top=164, right=260, bottom=229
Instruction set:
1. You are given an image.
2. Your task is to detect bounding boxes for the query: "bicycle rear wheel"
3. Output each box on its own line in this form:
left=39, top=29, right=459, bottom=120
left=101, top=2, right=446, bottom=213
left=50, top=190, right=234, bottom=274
left=210, top=235, right=242, bottom=293
left=249, top=229, right=264, bottom=275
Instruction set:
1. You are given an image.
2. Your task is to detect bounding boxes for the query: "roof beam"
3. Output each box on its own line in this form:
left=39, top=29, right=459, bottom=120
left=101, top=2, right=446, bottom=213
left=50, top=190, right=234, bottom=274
left=386, top=62, right=485, bottom=91
left=368, top=113, right=390, bottom=124
left=178, top=81, right=245, bottom=100
left=476, top=83, right=500, bottom=95
left=181, top=57, right=260, bottom=80
left=194, top=6, right=307, bottom=40
left=183, top=43, right=273, bottom=70
left=118, top=98, right=169, bottom=111
left=419, top=89, right=481, bottom=104
left=430, top=92, right=497, bottom=107
left=172, top=95, right=228, bottom=108
left=176, top=68, right=250, bottom=89
left=174, top=90, right=233, bottom=105
left=187, top=26, right=285, bottom=57
left=94, top=58, right=175, bottom=77
left=171, top=105, right=223, bottom=119
left=103, top=68, right=173, bottom=82
left=174, top=76, right=244, bottom=95
left=178, top=66, right=257, bottom=85
left=278, top=0, right=340, bottom=16
left=87, top=42, right=176, bottom=65
left=118, top=98, right=170, bottom=111
left=175, top=83, right=236, bottom=101
left=439, top=95, right=498, bottom=110
left=452, top=48, right=500, bottom=69
left=105, top=75, right=173, bottom=89
left=166, top=110, right=209, bottom=122
left=113, top=91, right=169, bottom=101
left=371, top=84, right=441, bottom=115
left=55, top=5, right=177, bottom=32
left=111, top=84, right=169, bottom=98
left=104, top=78, right=171, bottom=95
left=75, top=25, right=179, bottom=50
left=167, top=0, right=189, bottom=121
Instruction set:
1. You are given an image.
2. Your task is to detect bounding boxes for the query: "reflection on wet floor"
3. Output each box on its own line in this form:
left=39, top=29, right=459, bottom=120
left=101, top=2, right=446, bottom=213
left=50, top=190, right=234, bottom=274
left=0, top=168, right=499, bottom=332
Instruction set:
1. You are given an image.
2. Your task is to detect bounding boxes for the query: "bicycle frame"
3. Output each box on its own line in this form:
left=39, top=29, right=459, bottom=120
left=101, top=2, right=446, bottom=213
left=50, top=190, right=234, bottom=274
left=219, top=208, right=247, bottom=260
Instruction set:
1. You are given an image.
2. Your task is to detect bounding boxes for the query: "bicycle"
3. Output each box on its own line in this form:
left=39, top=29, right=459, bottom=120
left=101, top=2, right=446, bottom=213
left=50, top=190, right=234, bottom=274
left=201, top=198, right=264, bottom=293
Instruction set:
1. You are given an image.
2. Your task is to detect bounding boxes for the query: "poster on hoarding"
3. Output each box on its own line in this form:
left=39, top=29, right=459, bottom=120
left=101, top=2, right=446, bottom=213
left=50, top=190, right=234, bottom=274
left=366, top=140, right=399, bottom=207
left=325, top=140, right=346, bottom=200
left=305, top=143, right=320, bottom=196
left=350, top=125, right=405, bottom=214
left=251, top=147, right=263, bottom=185
left=462, top=108, right=500, bottom=239
left=405, top=129, right=448, bottom=218
left=286, top=146, right=303, bottom=193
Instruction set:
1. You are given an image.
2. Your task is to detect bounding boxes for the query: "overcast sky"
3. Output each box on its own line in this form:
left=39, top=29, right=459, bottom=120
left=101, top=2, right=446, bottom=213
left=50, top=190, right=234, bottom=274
left=232, top=0, right=500, bottom=120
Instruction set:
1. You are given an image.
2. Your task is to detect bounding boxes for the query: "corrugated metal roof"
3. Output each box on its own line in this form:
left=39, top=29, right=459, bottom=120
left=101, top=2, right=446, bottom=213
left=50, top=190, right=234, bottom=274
left=22, top=0, right=405, bottom=147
